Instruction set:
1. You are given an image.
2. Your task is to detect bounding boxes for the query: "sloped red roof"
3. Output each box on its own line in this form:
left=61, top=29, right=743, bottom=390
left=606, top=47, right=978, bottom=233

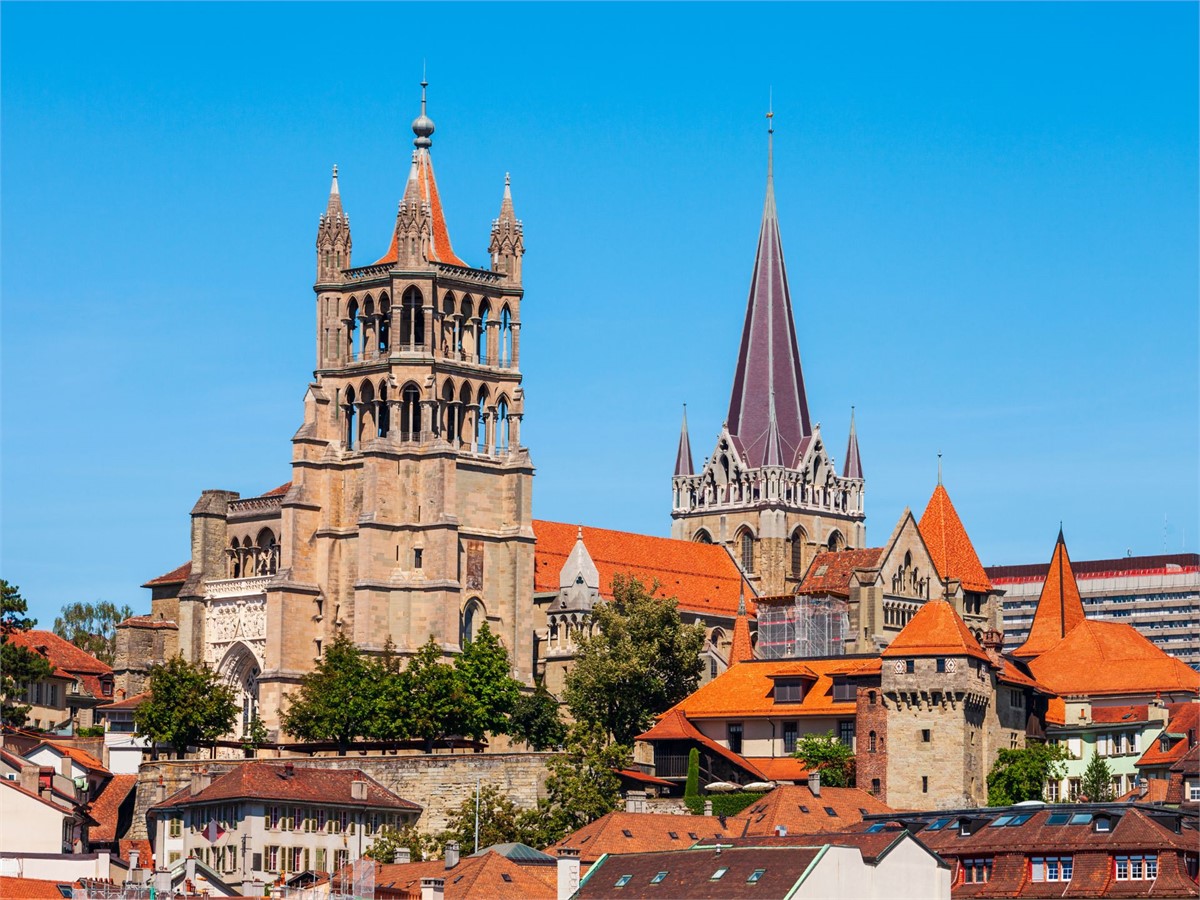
left=731, top=783, right=893, bottom=836
left=796, top=548, right=883, bottom=597
left=879, top=599, right=989, bottom=662
left=917, top=484, right=992, bottom=593
left=546, top=810, right=737, bottom=866
left=100, top=690, right=152, bottom=711
left=1090, top=704, right=1150, bottom=725
left=649, top=659, right=857, bottom=721
left=370, top=850, right=555, bottom=899
left=1136, top=702, right=1199, bottom=768
left=0, top=877, right=83, bottom=899
left=30, top=742, right=109, bottom=775
left=260, top=482, right=292, bottom=497
left=1027, top=620, right=1200, bottom=697
left=1014, top=532, right=1086, bottom=659
left=729, top=604, right=754, bottom=665
left=374, top=150, right=468, bottom=269
left=740, top=756, right=811, bottom=782
left=142, top=561, right=192, bottom=587
left=636, top=708, right=769, bottom=781
left=151, top=763, right=419, bottom=811
left=89, top=773, right=138, bottom=843
left=533, top=520, right=752, bottom=618
left=119, top=838, right=153, bottom=869
left=9, top=630, right=111, bottom=677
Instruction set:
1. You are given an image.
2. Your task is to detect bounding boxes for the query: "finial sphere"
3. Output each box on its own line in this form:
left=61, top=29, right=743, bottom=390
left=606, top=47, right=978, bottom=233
left=412, top=113, right=435, bottom=148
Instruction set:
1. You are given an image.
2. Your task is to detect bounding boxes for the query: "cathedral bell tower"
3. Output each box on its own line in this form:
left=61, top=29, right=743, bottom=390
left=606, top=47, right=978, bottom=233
left=671, top=113, right=866, bottom=596
left=257, top=81, right=535, bottom=731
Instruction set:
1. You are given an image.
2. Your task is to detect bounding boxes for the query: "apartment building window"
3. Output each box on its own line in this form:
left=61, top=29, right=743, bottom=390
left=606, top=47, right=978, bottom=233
left=1115, top=854, right=1157, bottom=880
left=1045, top=780, right=1060, bottom=802
left=315, top=849, right=327, bottom=873
left=961, top=858, right=993, bottom=884
left=168, top=817, right=181, bottom=838
left=1009, top=688, right=1025, bottom=709
left=871, top=778, right=881, bottom=795
left=1189, top=784, right=1200, bottom=802
left=783, top=722, right=798, bottom=754
left=266, top=846, right=280, bottom=873
left=1068, top=778, right=1081, bottom=800
left=727, top=723, right=744, bottom=755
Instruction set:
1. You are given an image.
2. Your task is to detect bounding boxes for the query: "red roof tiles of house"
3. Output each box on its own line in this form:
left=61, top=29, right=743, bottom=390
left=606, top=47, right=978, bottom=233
left=370, top=850, right=555, bottom=899
left=730, top=783, right=893, bottom=836
left=1014, top=530, right=1087, bottom=659
left=533, top=520, right=752, bottom=618
left=9, top=630, right=111, bottom=679
left=88, top=773, right=138, bottom=843
left=142, top=562, right=192, bottom=587
left=31, top=741, right=110, bottom=775
left=649, top=658, right=859, bottom=721
left=917, top=484, right=993, bottom=593
left=635, top=708, right=770, bottom=781
left=879, top=599, right=989, bottom=662
left=796, top=548, right=883, bottom=597
left=0, top=877, right=83, bottom=899
left=1136, top=703, right=1199, bottom=768
left=151, top=763, right=420, bottom=812
left=545, top=810, right=737, bottom=867
left=100, top=690, right=152, bottom=711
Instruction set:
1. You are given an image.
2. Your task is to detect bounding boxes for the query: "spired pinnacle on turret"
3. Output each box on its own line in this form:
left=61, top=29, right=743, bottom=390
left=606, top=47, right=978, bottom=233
left=842, top=407, right=863, bottom=480
left=489, top=172, right=524, bottom=282
left=725, top=108, right=812, bottom=468
left=674, top=405, right=694, bottom=477
left=316, top=164, right=351, bottom=281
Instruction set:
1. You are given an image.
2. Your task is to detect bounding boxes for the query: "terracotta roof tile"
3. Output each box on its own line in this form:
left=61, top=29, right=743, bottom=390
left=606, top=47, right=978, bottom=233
left=729, top=603, right=754, bottom=665
left=651, top=658, right=860, bottom=721
left=917, top=484, right=992, bottom=593
left=880, top=600, right=989, bottom=662
left=796, top=548, right=883, bottom=597
left=151, top=763, right=419, bottom=812
left=374, top=151, right=468, bottom=269
left=142, top=561, right=192, bottom=587
left=575, top=846, right=823, bottom=899
left=731, top=783, right=894, bottom=836
left=1118, top=778, right=1171, bottom=803
left=739, top=756, right=811, bottom=782
left=89, top=773, right=138, bottom=843
left=1045, top=697, right=1067, bottom=726
left=31, top=742, right=110, bottom=775
left=260, top=482, right=292, bottom=497
left=9, top=630, right=112, bottom=679
left=371, top=850, right=556, bottom=899
left=1135, top=703, right=1199, bottom=768
left=100, top=690, right=152, bottom=711
left=1090, top=704, right=1151, bottom=725
left=1014, top=533, right=1087, bottom=659
left=533, top=520, right=752, bottom=618
left=1027, top=620, right=1200, bottom=697
left=546, top=810, right=737, bottom=866
left=0, top=877, right=82, bottom=899
left=635, top=708, right=769, bottom=780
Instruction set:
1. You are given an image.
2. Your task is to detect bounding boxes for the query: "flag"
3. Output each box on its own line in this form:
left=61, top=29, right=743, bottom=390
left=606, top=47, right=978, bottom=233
left=202, top=819, right=225, bottom=843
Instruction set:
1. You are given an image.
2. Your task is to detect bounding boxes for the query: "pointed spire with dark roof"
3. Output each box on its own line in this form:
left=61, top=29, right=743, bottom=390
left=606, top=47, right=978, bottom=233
left=674, top=405, right=694, bottom=477
left=842, top=407, right=863, bottom=480
left=726, top=110, right=812, bottom=469
left=728, top=591, right=754, bottom=666
left=1014, top=528, right=1087, bottom=659
left=917, top=483, right=992, bottom=594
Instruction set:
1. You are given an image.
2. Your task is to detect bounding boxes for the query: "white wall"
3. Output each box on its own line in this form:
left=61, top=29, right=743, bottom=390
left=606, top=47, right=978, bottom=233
left=0, top=783, right=70, bottom=854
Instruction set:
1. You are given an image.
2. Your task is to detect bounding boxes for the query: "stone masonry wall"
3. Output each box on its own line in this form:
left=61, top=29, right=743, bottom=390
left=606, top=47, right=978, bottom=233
left=128, top=752, right=553, bottom=841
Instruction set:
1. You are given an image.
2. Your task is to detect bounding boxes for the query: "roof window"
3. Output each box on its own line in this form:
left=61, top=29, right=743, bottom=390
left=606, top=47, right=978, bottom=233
left=651, top=872, right=668, bottom=884
left=1008, top=813, right=1033, bottom=826
left=989, top=815, right=1013, bottom=827
left=824, top=807, right=838, bottom=817
left=710, top=867, right=729, bottom=881
left=748, top=868, right=766, bottom=883
left=1094, top=817, right=1112, bottom=832
left=798, top=805, right=810, bottom=814
left=925, top=817, right=952, bottom=831
left=866, top=823, right=888, bottom=833
left=501, top=874, right=513, bottom=883
left=622, top=829, right=633, bottom=838
left=688, top=832, right=699, bottom=840
left=1069, top=813, right=1093, bottom=826
left=668, top=831, right=679, bottom=840
left=1046, top=813, right=1070, bottom=826
left=57, top=889, right=73, bottom=899
left=615, top=875, right=631, bottom=887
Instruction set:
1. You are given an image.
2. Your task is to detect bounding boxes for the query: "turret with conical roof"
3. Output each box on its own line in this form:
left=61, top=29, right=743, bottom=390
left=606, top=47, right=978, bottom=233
left=1013, top=528, right=1087, bottom=659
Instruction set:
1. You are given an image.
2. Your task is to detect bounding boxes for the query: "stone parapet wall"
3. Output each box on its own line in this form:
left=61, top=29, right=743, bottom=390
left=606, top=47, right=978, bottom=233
left=128, top=752, right=553, bottom=840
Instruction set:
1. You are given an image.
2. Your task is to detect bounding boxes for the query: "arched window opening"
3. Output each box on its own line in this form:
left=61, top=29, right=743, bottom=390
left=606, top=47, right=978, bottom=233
left=478, top=305, right=490, bottom=364
left=361, top=297, right=375, bottom=359
left=229, top=538, right=242, bottom=578
left=499, top=306, right=512, bottom=367
left=378, top=295, right=390, bottom=355
left=476, top=389, right=489, bottom=453
left=458, top=383, right=474, bottom=449
left=827, top=530, right=844, bottom=552
left=346, top=299, right=359, bottom=362
left=377, top=382, right=389, bottom=438
left=400, top=383, right=422, bottom=441
left=358, top=381, right=376, bottom=444
left=344, top=385, right=357, bottom=449
left=791, top=528, right=807, bottom=577
left=739, top=530, right=755, bottom=574
left=441, top=294, right=457, bottom=357
left=693, top=529, right=713, bottom=544
left=496, top=397, right=510, bottom=451
left=442, top=382, right=457, bottom=444
left=255, top=528, right=279, bottom=576
left=400, top=288, right=424, bottom=350
left=461, top=599, right=484, bottom=646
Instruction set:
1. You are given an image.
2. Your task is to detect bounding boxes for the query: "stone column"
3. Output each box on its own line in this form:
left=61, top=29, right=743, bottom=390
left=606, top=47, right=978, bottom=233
left=511, top=322, right=521, bottom=367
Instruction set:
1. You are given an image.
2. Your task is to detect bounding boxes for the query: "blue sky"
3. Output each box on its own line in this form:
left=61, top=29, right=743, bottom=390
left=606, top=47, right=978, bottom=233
left=2, top=3, right=1197, bottom=626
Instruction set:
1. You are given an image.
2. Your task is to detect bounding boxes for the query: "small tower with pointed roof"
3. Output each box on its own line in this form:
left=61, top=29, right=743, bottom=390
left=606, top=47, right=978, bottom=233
left=542, top=528, right=602, bottom=693
left=316, top=165, right=351, bottom=283
left=489, top=174, right=524, bottom=284
left=671, top=112, right=866, bottom=595
left=1013, top=528, right=1087, bottom=660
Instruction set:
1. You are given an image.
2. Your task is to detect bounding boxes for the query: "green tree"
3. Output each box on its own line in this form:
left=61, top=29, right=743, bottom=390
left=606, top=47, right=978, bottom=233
left=134, top=655, right=238, bottom=757
left=241, top=715, right=269, bottom=757
left=509, top=679, right=567, bottom=751
left=441, top=783, right=540, bottom=853
left=563, top=574, right=705, bottom=745
left=986, top=742, right=1069, bottom=806
left=684, top=747, right=701, bottom=800
left=406, top=637, right=469, bottom=752
left=281, top=633, right=382, bottom=753
left=454, top=623, right=521, bottom=741
left=530, top=722, right=631, bottom=845
left=363, top=824, right=440, bottom=863
left=1, top=581, right=55, bottom=727
left=1079, top=749, right=1115, bottom=802
left=792, top=730, right=855, bottom=787
left=52, top=600, right=134, bottom=665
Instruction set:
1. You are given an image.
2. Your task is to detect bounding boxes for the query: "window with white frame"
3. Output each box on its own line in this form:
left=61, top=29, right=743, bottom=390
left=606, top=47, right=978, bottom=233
left=1115, top=854, right=1157, bottom=880
left=1031, top=856, right=1073, bottom=882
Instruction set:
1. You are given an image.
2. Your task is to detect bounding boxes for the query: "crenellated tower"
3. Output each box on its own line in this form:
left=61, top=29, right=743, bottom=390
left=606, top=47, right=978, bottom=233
left=671, top=114, right=866, bottom=595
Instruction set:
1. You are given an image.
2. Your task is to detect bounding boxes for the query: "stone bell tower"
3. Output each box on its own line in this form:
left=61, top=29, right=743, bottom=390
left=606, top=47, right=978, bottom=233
left=671, top=114, right=866, bottom=596
left=256, top=80, right=536, bottom=731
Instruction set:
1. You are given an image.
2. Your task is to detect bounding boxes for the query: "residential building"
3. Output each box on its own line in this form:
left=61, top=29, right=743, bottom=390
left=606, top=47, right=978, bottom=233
left=147, top=762, right=421, bottom=892
left=546, top=811, right=738, bottom=872
left=570, top=830, right=951, bottom=899
left=879, top=802, right=1200, bottom=898
left=989, top=552, right=1199, bottom=668
left=366, top=842, right=561, bottom=899
left=93, top=691, right=153, bottom=775
left=0, top=778, right=92, bottom=856
left=1133, top=701, right=1198, bottom=789
left=7, top=631, right=114, bottom=731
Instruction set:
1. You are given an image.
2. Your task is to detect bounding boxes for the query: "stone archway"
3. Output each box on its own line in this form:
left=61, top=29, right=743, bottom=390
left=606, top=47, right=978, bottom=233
left=218, top=641, right=263, bottom=739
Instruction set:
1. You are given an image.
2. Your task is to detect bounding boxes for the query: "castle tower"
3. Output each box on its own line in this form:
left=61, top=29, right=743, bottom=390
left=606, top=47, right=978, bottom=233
left=671, top=114, right=866, bottom=594
left=255, top=81, right=535, bottom=732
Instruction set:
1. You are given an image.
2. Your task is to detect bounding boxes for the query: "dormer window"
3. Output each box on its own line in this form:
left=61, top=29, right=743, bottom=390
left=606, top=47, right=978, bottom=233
left=775, top=679, right=805, bottom=703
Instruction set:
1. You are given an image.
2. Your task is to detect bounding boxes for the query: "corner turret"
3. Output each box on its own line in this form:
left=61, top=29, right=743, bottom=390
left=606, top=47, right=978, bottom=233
left=316, top=165, right=351, bottom=283
left=490, top=173, right=524, bottom=283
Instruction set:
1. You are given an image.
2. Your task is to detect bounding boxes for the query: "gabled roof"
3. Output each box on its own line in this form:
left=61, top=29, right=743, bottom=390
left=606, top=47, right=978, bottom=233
left=533, top=520, right=752, bottom=618
left=917, top=484, right=992, bottom=593
left=0, top=877, right=83, bottom=899
left=0, top=777, right=81, bottom=817
left=88, top=773, right=138, bottom=843
left=370, top=850, right=556, bottom=899
left=1136, top=703, right=1198, bottom=769
left=546, top=810, right=736, bottom=866
left=731, top=783, right=893, bottom=836
left=796, top=548, right=883, bottom=597
left=880, top=599, right=989, bottom=662
left=635, top=708, right=769, bottom=781
left=1026, top=619, right=1200, bottom=698
left=99, top=690, right=152, bottom=711
left=1014, top=530, right=1087, bottom=659
left=151, top=763, right=420, bottom=812
left=8, top=631, right=112, bottom=681
left=29, top=741, right=110, bottom=775
left=142, top=562, right=192, bottom=587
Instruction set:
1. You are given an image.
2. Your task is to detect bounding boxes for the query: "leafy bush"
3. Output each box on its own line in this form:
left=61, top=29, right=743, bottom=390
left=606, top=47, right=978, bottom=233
left=685, top=791, right=767, bottom=817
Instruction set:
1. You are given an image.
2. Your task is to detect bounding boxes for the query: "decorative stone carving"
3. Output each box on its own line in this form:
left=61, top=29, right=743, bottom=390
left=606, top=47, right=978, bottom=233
left=203, top=580, right=268, bottom=665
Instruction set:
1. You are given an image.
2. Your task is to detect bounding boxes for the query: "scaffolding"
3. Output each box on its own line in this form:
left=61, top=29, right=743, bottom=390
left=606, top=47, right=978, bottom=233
left=757, top=595, right=849, bottom=659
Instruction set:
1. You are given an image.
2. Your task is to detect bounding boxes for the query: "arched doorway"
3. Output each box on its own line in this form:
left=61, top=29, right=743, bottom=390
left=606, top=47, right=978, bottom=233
left=218, top=641, right=263, bottom=738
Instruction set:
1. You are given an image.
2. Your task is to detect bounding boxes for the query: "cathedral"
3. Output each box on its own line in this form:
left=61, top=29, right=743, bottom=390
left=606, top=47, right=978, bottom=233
left=117, top=87, right=980, bottom=738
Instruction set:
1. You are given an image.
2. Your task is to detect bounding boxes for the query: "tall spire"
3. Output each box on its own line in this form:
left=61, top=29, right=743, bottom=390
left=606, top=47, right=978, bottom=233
left=490, top=172, right=524, bottom=282
left=1014, top=528, right=1086, bottom=659
left=729, top=589, right=754, bottom=665
left=316, top=164, right=351, bottom=281
left=842, top=407, right=863, bottom=480
left=674, top=404, right=694, bottom=476
left=725, top=108, right=812, bottom=468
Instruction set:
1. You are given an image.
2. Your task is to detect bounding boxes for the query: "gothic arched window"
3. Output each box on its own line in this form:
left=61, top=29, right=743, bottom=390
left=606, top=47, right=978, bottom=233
left=496, top=397, right=510, bottom=451
left=378, top=294, right=390, bottom=354
left=739, top=529, right=755, bottom=574
left=791, top=528, right=807, bottom=577
left=461, top=598, right=484, bottom=645
left=346, top=298, right=359, bottom=362
left=478, top=305, right=490, bottom=364
left=344, top=385, right=357, bottom=449
left=499, top=306, right=512, bottom=366
left=400, top=383, right=421, bottom=441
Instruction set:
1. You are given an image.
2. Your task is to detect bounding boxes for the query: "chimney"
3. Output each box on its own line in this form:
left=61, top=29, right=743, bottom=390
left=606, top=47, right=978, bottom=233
left=624, top=790, right=647, bottom=814
left=153, top=869, right=171, bottom=895
left=393, top=847, right=411, bottom=865
left=419, top=877, right=445, bottom=900
left=703, top=799, right=713, bottom=816
left=444, top=841, right=459, bottom=870
left=185, top=855, right=197, bottom=883
left=97, top=851, right=111, bottom=879
left=283, top=762, right=295, bottom=779
left=774, top=825, right=788, bottom=836
left=61, top=755, right=73, bottom=779
left=128, top=849, right=140, bottom=872
left=190, top=768, right=211, bottom=797
left=556, top=848, right=581, bottom=900
left=808, top=771, right=821, bottom=797
left=19, top=765, right=38, bottom=795
left=350, top=780, right=368, bottom=801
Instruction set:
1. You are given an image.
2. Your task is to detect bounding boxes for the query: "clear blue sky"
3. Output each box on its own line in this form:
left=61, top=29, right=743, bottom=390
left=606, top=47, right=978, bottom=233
left=3, top=3, right=1197, bottom=626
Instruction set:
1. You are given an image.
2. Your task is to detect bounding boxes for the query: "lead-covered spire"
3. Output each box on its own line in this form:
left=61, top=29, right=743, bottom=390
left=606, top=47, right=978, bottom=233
left=725, top=110, right=811, bottom=469
left=674, top=404, right=694, bottom=477
left=842, top=407, right=863, bottom=480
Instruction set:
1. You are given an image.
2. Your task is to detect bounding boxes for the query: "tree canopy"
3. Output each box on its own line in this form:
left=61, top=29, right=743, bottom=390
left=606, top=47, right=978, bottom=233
left=53, top=601, right=134, bottom=665
left=1080, top=750, right=1115, bottom=802
left=563, top=574, right=705, bottom=746
left=509, top=679, right=567, bottom=751
left=281, top=633, right=382, bottom=752
left=1, top=581, right=55, bottom=727
left=986, top=742, right=1069, bottom=806
left=134, top=655, right=238, bottom=757
left=792, top=730, right=855, bottom=787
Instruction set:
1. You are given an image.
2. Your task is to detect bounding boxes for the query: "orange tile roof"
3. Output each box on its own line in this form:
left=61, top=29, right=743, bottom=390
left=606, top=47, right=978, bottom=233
left=32, top=742, right=109, bottom=775
left=100, top=690, right=152, bottom=711
left=546, top=811, right=737, bottom=866
left=1118, top=778, right=1171, bottom=803
left=9, top=630, right=112, bottom=677
left=1090, top=704, right=1151, bottom=725
left=879, top=599, right=989, bottom=662
left=372, top=851, right=555, bottom=899
left=636, top=708, right=769, bottom=780
left=1046, top=696, right=1066, bottom=726
left=0, top=877, right=82, bottom=899
left=1014, top=532, right=1086, bottom=658
left=1027, top=620, right=1200, bottom=698
left=730, top=783, right=893, bottom=836
left=1135, top=702, right=1199, bottom=768
left=89, top=773, right=138, bottom=843
left=260, top=481, right=292, bottom=497
left=142, top=561, right=192, bottom=587
left=374, top=150, right=468, bottom=269
left=917, top=484, right=992, bottom=593
left=729, top=602, right=754, bottom=665
left=796, top=548, right=883, bottom=597
left=650, top=658, right=859, bottom=721
left=533, top=520, right=752, bottom=618
left=741, top=756, right=811, bottom=782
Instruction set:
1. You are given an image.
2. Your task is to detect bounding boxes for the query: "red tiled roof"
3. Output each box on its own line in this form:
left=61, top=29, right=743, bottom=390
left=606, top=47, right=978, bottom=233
left=740, top=756, right=811, bottom=782
left=117, top=616, right=177, bottom=630
left=1136, top=702, right=1199, bottom=768
left=1090, top=704, right=1150, bottom=725
left=100, top=690, right=152, bottom=711
left=613, top=768, right=674, bottom=788
left=1118, top=778, right=1171, bottom=803
left=731, top=783, right=893, bottom=836
left=374, top=150, right=468, bottom=269
left=8, top=630, right=112, bottom=680
left=1014, top=533, right=1086, bottom=658
left=260, top=482, right=292, bottom=497
left=30, top=741, right=110, bottom=775
left=880, top=600, right=989, bottom=662
left=917, top=484, right=992, bottom=593
left=992, top=655, right=1044, bottom=691
left=729, top=604, right=754, bottom=665
left=1027, top=619, right=1200, bottom=698
left=533, top=520, right=752, bottom=618
left=796, top=548, right=883, bottom=597
left=651, top=659, right=858, bottom=721
left=0, top=877, right=82, bottom=899
left=546, top=810, right=736, bottom=866
left=89, top=773, right=138, bottom=843
left=0, top=777, right=79, bottom=816
left=151, top=763, right=420, bottom=811
left=1045, top=696, right=1066, bottom=726
left=636, top=708, right=769, bottom=781
left=371, top=850, right=555, bottom=899
left=142, top=561, right=192, bottom=587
